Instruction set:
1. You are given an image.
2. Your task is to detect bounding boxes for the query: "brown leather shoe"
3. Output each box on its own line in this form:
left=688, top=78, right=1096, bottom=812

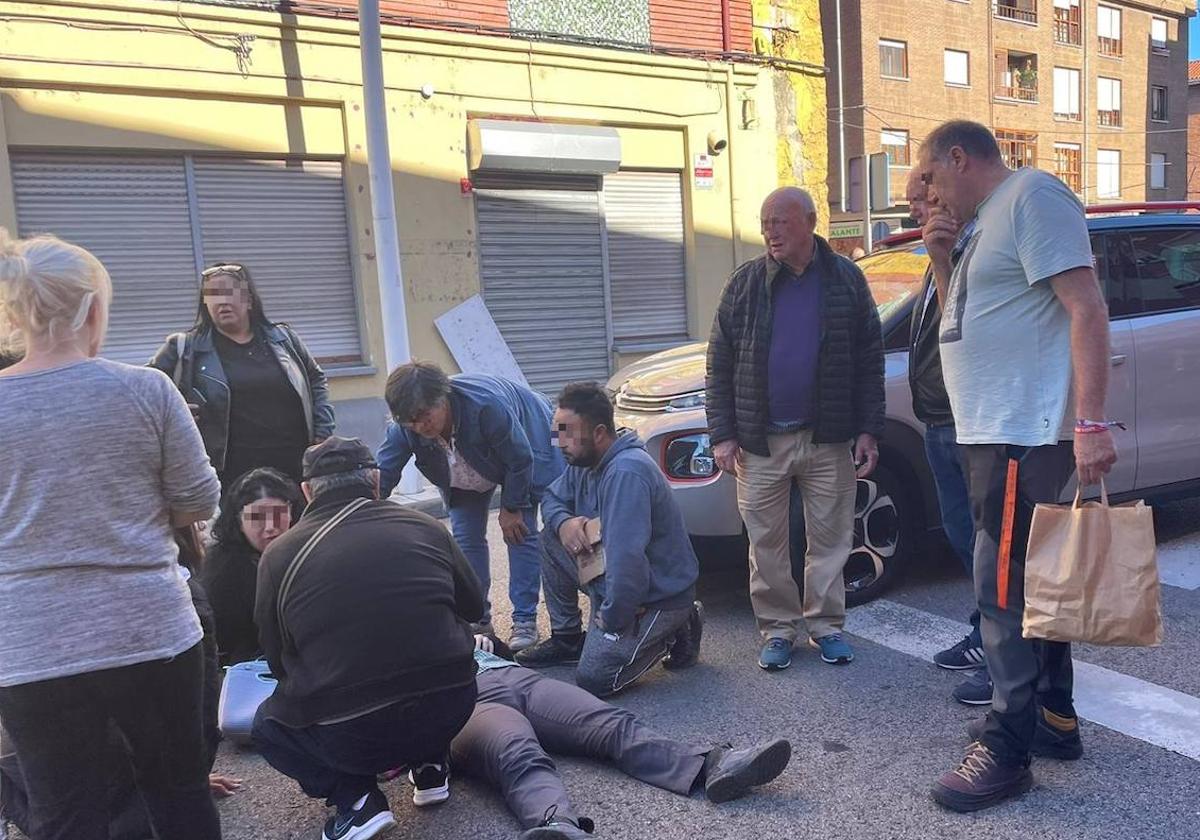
left=932, top=742, right=1033, bottom=812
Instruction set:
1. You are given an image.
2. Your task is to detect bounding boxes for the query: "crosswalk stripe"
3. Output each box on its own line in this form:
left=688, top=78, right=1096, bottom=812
left=1158, top=537, right=1200, bottom=591
left=845, top=598, right=1200, bottom=762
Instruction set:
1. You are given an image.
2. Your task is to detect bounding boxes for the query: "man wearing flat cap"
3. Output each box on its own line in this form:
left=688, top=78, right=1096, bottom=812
left=252, top=436, right=485, bottom=840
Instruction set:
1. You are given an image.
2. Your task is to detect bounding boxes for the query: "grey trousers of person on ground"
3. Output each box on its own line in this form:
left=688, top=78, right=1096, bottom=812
left=961, top=442, right=1077, bottom=762
left=539, top=527, right=693, bottom=697
left=450, top=665, right=708, bottom=829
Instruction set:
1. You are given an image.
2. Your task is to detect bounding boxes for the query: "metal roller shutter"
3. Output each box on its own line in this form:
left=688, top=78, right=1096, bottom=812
left=192, top=158, right=362, bottom=365
left=10, top=152, right=199, bottom=365
left=475, top=187, right=611, bottom=397
left=603, top=171, right=687, bottom=344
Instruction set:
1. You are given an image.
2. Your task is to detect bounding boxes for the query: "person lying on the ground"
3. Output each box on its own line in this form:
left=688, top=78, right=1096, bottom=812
left=408, top=634, right=791, bottom=840
left=516, top=382, right=703, bottom=696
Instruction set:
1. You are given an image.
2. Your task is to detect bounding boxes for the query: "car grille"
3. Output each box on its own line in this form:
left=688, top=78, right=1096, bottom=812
left=615, top=391, right=676, bottom=413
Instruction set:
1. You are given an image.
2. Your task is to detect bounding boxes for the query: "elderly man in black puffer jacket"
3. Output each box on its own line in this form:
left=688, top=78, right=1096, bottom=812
left=706, top=186, right=884, bottom=673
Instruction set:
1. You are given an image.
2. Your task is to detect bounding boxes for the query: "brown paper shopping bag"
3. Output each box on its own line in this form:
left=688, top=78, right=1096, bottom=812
left=1023, top=480, right=1163, bottom=647
left=577, top=518, right=606, bottom=585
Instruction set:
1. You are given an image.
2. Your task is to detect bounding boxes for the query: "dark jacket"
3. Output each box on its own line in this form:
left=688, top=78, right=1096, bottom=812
left=705, top=235, right=886, bottom=457
left=200, top=541, right=262, bottom=666
left=908, top=269, right=955, bottom=427
left=255, top=486, right=485, bottom=729
left=541, top=432, right=698, bottom=632
left=376, top=374, right=565, bottom=510
left=148, top=322, right=335, bottom=473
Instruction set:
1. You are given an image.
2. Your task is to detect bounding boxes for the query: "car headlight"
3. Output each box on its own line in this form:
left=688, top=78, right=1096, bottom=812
left=665, top=392, right=706, bottom=412
left=664, top=433, right=716, bottom=479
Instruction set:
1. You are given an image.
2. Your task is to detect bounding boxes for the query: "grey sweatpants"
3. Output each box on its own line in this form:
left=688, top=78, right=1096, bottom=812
left=450, top=666, right=708, bottom=829
left=540, top=528, right=693, bottom=697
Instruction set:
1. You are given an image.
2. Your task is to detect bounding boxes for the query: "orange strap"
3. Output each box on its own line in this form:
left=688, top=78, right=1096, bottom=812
left=996, top=458, right=1019, bottom=610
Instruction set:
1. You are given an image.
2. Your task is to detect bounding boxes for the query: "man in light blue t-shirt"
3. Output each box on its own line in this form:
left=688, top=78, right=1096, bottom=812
left=917, top=121, right=1118, bottom=813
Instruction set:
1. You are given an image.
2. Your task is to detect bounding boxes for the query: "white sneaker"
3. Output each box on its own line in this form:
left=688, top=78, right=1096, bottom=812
left=508, top=620, right=539, bottom=652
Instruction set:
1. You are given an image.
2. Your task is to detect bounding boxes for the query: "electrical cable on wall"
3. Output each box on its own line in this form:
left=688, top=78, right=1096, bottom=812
left=176, top=0, right=256, bottom=76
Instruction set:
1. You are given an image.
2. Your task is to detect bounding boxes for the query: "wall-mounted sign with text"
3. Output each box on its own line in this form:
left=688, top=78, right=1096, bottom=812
left=693, top=154, right=714, bottom=189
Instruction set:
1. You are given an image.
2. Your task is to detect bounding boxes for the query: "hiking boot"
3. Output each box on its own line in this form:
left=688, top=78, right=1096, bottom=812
left=934, top=634, right=986, bottom=671
left=519, top=807, right=596, bottom=839
left=810, top=633, right=854, bottom=665
left=931, top=742, right=1033, bottom=813
left=952, top=668, right=993, bottom=706
left=967, top=708, right=1083, bottom=761
left=508, top=620, right=540, bottom=653
left=408, top=761, right=450, bottom=807
left=663, top=601, right=704, bottom=671
left=322, top=789, right=396, bottom=840
left=758, top=638, right=792, bottom=671
left=703, top=738, right=792, bottom=804
left=515, top=633, right=585, bottom=667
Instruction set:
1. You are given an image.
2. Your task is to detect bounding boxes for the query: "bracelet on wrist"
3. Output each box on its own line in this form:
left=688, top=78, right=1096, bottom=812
left=1074, top=418, right=1125, bottom=434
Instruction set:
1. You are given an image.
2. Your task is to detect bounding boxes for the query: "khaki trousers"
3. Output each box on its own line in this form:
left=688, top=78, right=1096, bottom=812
left=736, top=430, right=856, bottom=642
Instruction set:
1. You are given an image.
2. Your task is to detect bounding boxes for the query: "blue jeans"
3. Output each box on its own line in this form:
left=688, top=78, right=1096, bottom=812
left=924, top=423, right=981, bottom=643
left=449, top=488, right=542, bottom=624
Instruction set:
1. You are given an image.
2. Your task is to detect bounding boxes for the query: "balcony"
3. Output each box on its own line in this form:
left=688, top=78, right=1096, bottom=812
left=1098, top=109, right=1122, bottom=128
left=995, top=52, right=1038, bottom=103
left=1054, top=9, right=1081, bottom=45
left=1098, top=36, right=1122, bottom=57
left=995, top=1, right=1037, bottom=24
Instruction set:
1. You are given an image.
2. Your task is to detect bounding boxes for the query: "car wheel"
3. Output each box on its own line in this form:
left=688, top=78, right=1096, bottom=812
left=789, top=463, right=912, bottom=607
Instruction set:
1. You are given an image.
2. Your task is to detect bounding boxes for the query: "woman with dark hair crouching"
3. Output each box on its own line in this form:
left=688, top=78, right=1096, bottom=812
left=149, top=263, right=335, bottom=491
left=202, top=468, right=304, bottom=665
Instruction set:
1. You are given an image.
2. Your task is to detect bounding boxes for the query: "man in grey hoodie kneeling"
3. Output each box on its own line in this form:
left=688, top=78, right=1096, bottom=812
left=515, top=382, right=704, bottom=696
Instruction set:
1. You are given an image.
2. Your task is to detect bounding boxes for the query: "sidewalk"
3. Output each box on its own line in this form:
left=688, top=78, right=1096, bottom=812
left=387, top=484, right=446, bottom=518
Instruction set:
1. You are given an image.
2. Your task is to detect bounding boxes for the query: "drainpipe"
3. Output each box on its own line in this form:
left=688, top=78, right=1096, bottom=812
left=1082, top=7, right=1089, bottom=201
left=836, top=0, right=847, bottom=212
left=721, top=0, right=732, bottom=52
left=726, top=64, right=742, bottom=270
left=360, top=0, right=419, bottom=493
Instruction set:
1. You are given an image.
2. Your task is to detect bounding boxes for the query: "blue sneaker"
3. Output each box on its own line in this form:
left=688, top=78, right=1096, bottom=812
left=758, top=638, right=793, bottom=671
left=810, top=633, right=854, bottom=664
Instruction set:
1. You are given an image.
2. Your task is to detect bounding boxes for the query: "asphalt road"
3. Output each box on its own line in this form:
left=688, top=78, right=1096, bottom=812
left=188, top=496, right=1200, bottom=840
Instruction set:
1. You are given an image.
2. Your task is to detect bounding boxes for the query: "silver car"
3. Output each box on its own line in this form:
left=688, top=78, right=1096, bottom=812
left=608, top=208, right=1200, bottom=605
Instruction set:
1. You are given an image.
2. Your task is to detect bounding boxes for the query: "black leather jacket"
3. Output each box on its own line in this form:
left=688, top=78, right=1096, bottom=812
left=907, top=269, right=954, bottom=427
left=148, top=323, right=335, bottom=472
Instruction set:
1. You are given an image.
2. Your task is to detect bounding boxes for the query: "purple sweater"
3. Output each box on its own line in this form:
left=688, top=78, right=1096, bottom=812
left=766, top=263, right=822, bottom=427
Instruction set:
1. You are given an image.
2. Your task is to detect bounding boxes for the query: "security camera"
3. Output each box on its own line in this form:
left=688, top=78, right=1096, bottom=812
left=707, top=131, right=728, bottom=156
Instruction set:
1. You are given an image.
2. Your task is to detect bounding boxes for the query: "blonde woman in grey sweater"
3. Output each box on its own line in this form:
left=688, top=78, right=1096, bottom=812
left=0, top=229, right=222, bottom=840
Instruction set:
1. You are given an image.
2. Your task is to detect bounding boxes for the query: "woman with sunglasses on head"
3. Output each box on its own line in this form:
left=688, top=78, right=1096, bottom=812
left=201, top=467, right=303, bottom=666
left=150, top=263, right=335, bottom=490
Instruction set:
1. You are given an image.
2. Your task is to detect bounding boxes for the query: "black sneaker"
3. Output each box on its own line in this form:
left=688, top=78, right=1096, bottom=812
left=515, top=633, right=586, bottom=667
left=952, top=668, right=993, bottom=706
left=934, top=634, right=986, bottom=671
left=323, top=789, right=395, bottom=840
left=968, top=708, right=1083, bottom=761
left=931, top=742, right=1033, bottom=813
left=663, top=601, right=704, bottom=671
left=408, top=761, right=450, bottom=806
left=703, top=738, right=792, bottom=804
left=519, top=806, right=596, bottom=839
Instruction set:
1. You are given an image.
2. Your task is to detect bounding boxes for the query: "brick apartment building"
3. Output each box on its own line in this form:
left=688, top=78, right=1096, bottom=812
left=1189, top=58, right=1200, bottom=197
left=823, top=0, right=1194, bottom=228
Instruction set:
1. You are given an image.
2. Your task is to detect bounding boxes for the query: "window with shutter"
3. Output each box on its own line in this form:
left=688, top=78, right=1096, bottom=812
left=1150, top=154, right=1167, bottom=190
left=603, top=171, right=687, bottom=348
left=1097, top=149, right=1121, bottom=198
left=9, top=151, right=364, bottom=367
left=475, top=185, right=611, bottom=397
left=191, top=158, right=362, bottom=365
left=1053, top=67, right=1081, bottom=120
left=9, top=152, right=199, bottom=365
